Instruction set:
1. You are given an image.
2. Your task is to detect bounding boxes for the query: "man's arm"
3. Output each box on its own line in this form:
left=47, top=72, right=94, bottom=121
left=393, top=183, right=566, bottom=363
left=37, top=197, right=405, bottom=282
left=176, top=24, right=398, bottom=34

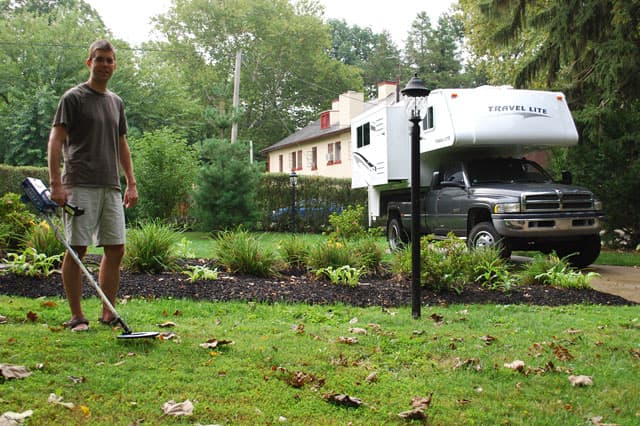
left=118, top=134, right=138, bottom=208
left=47, top=125, right=67, bottom=206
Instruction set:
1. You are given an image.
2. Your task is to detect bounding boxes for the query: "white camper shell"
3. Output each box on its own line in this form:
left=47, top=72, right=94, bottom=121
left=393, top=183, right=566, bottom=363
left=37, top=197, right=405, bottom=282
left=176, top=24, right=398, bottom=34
left=351, top=86, right=578, bottom=190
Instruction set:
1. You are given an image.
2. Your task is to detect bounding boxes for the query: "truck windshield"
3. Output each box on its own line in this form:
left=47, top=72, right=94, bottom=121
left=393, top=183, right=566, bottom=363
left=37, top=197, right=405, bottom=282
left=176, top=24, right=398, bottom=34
left=466, top=158, right=552, bottom=185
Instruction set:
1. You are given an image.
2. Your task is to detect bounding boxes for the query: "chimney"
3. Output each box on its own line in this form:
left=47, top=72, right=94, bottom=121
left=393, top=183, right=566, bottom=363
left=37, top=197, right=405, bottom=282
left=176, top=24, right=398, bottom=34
left=338, top=91, right=364, bottom=126
left=329, top=98, right=339, bottom=126
left=377, top=81, right=398, bottom=101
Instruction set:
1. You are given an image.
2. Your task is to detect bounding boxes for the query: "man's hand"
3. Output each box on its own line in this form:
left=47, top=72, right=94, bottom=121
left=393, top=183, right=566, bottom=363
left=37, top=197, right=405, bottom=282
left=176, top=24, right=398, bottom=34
left=123, top=184, right=138, bottom=208
left=49, top=182, right=67, bottom=207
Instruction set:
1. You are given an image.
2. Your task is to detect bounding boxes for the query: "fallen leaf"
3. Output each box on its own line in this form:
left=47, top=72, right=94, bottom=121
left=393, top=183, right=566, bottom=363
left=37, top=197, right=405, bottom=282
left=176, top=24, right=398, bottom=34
left=364, top=372, right=377, bottom=383
left=480, top=335, right=496, bottom=345
left=157, top=321, right=176, bottom=328
left=199, top=338, right=234, bottom=349
left=411, top=393, right=433, bottom=409
left=48, top=393, right=74, bottom=409
left=349, top=327, right=367, bottom=335
left=0, top=364, right=31, bottom=380
left=453, top=357, right=482, bottom=371
left=430, top=313, right=444, bottom=323
left=0, top=315, right=6, bottom=324
left=158, top=332, right=177, bottom=340
left=338, top=336, right=358, bottom=345
left=565, top=328, right=582, bottom=334
left=324, top=393, right=362, bottom=408
left=568, top=375, right=593, bottom=387
left=26, top=311, right=38, bottom=322
left=68, top=375, right=86, bottom=384
left=79, top=405, right=91, bottom=417
left=349, top=317, right=358, bottom=324
left=551, top=343, right=574, bottom=361
left=398, top=408, right=427, bottom=420
left=292, top=324, right=305, bottom=334
left=41, top=301, right=58, bottom=308
left=504, top=360, right=526, bottom=372
left=0, top=410, right=33, bottom=424
left=162, top=399, right=194, bottom=416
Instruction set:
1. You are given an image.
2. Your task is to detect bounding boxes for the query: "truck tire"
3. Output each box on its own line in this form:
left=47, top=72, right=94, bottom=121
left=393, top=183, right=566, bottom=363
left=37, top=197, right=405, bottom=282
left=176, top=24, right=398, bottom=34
left=555, top=235, right=601, bottom=268
left=468, top=222, right=512, bottom=259
left=388, top=218, right=409, bottom=251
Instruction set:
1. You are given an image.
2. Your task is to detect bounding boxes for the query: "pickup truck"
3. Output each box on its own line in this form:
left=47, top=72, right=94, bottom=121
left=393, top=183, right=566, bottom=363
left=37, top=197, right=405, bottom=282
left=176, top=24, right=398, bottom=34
left=386, top=156, right=605, bottom=268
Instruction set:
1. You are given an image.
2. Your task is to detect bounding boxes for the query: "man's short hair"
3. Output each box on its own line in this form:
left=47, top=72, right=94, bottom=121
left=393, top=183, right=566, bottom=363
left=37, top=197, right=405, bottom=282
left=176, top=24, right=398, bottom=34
left=88, top=40, right=116, bottom=61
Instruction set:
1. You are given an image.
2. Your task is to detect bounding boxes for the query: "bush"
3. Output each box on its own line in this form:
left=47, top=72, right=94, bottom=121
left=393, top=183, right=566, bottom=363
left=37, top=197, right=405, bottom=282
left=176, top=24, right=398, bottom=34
left=0, top=192, right=37, bottom=255
left=517, top=252, right=599, bottom=289
left=123, top=220, right=181, bottom=273
left=128, top=128, right=198, bottom=222
left=305, top=240, right=353, bottom=272
left=328, top=205, right=366, bottom=240
left=214, top=227, right=280, bottom=277
left=350, top=235, right=385, bottom=276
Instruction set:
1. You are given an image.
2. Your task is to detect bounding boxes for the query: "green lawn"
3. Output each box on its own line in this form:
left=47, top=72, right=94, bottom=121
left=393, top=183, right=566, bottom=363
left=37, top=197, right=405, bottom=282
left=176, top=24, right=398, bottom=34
left=1, top=296, right=638, bottom=425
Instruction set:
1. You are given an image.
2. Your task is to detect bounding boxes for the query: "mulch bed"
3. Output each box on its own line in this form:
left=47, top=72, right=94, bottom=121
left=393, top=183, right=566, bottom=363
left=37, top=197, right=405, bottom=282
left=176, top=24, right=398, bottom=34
left=0, top=257, right=634, bottom=308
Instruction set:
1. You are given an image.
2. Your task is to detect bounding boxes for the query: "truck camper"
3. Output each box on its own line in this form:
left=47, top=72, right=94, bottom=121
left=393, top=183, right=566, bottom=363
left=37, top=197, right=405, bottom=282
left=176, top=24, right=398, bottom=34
left=351, top=86, right=604, bottom=267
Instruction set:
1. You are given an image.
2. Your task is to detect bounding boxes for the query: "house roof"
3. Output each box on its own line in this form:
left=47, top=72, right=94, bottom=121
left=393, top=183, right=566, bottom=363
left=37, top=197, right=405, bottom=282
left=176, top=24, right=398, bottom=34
left=260, top=119, right=350, bottom=154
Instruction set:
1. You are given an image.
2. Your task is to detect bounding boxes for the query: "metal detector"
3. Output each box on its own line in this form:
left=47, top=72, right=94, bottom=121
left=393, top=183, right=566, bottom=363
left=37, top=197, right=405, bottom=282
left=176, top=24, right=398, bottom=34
left=21, top=177, right=159, bottom=340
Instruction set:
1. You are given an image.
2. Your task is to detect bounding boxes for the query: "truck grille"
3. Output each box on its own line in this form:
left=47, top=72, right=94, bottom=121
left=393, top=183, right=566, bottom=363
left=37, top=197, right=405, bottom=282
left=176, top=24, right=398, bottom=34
left=523, top=192, right=594, bottom=211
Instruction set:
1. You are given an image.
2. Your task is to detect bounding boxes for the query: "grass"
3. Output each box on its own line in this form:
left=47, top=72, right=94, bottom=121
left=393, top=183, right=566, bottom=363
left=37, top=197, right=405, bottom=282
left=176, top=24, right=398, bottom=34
left=1, top=295, right=639, bottom=425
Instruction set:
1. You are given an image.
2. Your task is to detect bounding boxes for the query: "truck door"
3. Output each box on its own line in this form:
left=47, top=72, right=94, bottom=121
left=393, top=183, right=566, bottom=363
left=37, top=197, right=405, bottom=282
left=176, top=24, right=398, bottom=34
left=433, top=163, right=468, bottom=237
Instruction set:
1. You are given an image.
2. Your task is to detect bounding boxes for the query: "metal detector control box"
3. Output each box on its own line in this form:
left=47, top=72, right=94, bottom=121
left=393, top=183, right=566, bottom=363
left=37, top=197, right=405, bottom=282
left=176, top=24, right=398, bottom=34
left=21, top=177, right=84, bottom=216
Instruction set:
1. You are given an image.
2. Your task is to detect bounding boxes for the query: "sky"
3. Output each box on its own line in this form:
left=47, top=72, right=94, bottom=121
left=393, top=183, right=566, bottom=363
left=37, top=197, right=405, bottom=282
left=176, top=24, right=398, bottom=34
left=85, top=0, right=456, bottom=47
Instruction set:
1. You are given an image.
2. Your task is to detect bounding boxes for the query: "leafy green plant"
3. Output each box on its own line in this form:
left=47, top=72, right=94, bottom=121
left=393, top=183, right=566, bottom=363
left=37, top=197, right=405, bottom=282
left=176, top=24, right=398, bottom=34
left=314, top=265, right=364, bottom=286
left=350, top=235, right=385, bottom=275
left=25, top=218, right=65, bottom=258
left=518, top=252, right=600, bottom=289
left=123, top=220, right=181, bottom=273
left=471, top=246, right=516, bottom=291
left=214, top=227, right=279, bottom=277
left=420, top=234, right=473, bottom=294
left=2, top=247, right=61, bottom=277
left=174, top=236, right=196, bottom=259
left=182, top=264, right=219, bottom=282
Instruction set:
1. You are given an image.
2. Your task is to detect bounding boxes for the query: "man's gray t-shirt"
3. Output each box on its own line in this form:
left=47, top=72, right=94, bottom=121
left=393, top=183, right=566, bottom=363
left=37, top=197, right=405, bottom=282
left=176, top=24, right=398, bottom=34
left=53, top=83, right=127, bottom=190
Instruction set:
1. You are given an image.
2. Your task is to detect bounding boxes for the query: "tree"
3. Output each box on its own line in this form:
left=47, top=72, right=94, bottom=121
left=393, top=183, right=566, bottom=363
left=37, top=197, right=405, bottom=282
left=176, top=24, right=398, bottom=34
left=154, top=0, right=362, bottom=153
left=191, top=138, right=261, bottom=231
left=0, top=1, right=107, bottom=165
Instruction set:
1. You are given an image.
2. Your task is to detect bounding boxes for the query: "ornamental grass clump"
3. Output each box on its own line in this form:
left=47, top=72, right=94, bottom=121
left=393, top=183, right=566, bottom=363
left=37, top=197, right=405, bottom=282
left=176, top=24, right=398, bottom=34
left=278, top=235, right=310, bottom=271
left=124, top=220, right=181, bottom=273
left=214, top=227, right=279, bottom=277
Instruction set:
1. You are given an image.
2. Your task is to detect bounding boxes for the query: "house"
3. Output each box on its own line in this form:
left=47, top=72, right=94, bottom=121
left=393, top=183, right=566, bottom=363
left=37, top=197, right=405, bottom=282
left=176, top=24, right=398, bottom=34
left=261, top=82, right=399, bottom=178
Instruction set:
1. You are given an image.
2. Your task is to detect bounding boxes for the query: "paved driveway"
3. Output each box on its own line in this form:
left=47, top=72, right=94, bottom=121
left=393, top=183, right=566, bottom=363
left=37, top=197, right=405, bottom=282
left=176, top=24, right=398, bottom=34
left=587, top=265, right=640, bottom=303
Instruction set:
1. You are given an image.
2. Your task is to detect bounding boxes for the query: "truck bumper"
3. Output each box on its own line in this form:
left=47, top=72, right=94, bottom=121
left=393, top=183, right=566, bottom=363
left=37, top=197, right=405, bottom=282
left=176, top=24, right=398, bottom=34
left=493, top=212, right=605, bottom=238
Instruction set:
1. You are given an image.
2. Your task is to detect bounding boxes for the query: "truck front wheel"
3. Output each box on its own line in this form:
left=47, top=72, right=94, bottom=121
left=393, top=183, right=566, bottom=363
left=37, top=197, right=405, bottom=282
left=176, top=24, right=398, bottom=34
left=468, top=222, right=512, bottom=259
left=554, top=235, right=601, bottom=268
left=388, top=218, right=409, bottom=251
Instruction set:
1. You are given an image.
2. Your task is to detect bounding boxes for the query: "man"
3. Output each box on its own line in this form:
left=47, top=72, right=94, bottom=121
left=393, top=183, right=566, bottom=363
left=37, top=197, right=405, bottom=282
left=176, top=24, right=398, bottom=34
left=48, top=40, right=137, bottom=332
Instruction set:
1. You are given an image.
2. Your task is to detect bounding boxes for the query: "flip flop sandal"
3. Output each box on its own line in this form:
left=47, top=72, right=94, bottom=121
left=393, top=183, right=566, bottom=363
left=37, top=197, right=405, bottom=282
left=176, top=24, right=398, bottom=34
left=98, top=317, right=119, bottom=327
left=66, top=317, right=89, bottom=332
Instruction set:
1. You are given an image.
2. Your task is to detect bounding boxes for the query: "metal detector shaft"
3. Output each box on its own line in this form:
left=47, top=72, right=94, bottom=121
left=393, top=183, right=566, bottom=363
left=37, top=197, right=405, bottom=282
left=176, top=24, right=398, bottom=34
left=41, top=214, right=133, bottom=335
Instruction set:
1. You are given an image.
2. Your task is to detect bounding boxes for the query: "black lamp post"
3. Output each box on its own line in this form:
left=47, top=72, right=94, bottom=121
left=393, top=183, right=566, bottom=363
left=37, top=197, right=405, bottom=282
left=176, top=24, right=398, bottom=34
left=289, top=171, right=298, bottom=233
left=401, top=73, right=431, bottom=319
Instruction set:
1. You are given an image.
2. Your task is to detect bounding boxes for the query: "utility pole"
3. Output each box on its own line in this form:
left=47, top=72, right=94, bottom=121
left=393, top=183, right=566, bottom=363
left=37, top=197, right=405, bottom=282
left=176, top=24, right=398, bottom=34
left=231, top=50, right=241, bottom=144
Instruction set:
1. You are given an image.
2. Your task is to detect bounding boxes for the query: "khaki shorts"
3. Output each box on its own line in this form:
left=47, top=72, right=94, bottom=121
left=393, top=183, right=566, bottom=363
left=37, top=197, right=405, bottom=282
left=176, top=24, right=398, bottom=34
left=64, top=186, right=126, bottom=247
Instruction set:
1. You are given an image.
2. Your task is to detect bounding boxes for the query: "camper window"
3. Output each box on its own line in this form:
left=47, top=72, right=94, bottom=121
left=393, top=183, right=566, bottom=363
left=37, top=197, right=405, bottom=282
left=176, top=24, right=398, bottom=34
left=357, top=123, right=370, bottom=148
left=422, top=106, right=434, bottom=131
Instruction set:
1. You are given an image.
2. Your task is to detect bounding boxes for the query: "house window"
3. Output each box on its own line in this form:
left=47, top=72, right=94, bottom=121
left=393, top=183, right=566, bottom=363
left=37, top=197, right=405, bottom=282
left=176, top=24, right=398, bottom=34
left=357, top=122, right=370, bottom=148
left=335, top=141, right=341, bottom=164
left=297, top=150, right=303, bottom=170
left=311, top=147, right=318, bottom=170
left=320, top=111, right=330, bottom=129
left=327, top=143, right=334, bottom=165
left=423, top=106, right=434, bottom=131
left=278, top=154, right=283, bottom=172
left=291, top=151, right=296, bottom=170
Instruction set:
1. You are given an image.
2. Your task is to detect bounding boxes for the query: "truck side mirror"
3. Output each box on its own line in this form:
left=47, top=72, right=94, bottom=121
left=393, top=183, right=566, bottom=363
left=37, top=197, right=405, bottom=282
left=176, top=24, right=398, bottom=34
left=431, top=171, right=440, bottom=188
left=561, top=171, right=572, bottom=185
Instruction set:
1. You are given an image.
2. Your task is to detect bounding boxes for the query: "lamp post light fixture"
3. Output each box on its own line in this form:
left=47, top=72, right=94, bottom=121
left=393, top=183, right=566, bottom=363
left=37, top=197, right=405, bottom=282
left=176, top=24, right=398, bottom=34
left=401, top=73, right=431, bottom=319
left=289, top=171, right=298, bottom=233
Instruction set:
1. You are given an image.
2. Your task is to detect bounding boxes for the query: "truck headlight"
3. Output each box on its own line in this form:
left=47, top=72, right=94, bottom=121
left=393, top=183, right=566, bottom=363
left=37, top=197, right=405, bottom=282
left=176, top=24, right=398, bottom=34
left=494, top=203, right=521, bottom=214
